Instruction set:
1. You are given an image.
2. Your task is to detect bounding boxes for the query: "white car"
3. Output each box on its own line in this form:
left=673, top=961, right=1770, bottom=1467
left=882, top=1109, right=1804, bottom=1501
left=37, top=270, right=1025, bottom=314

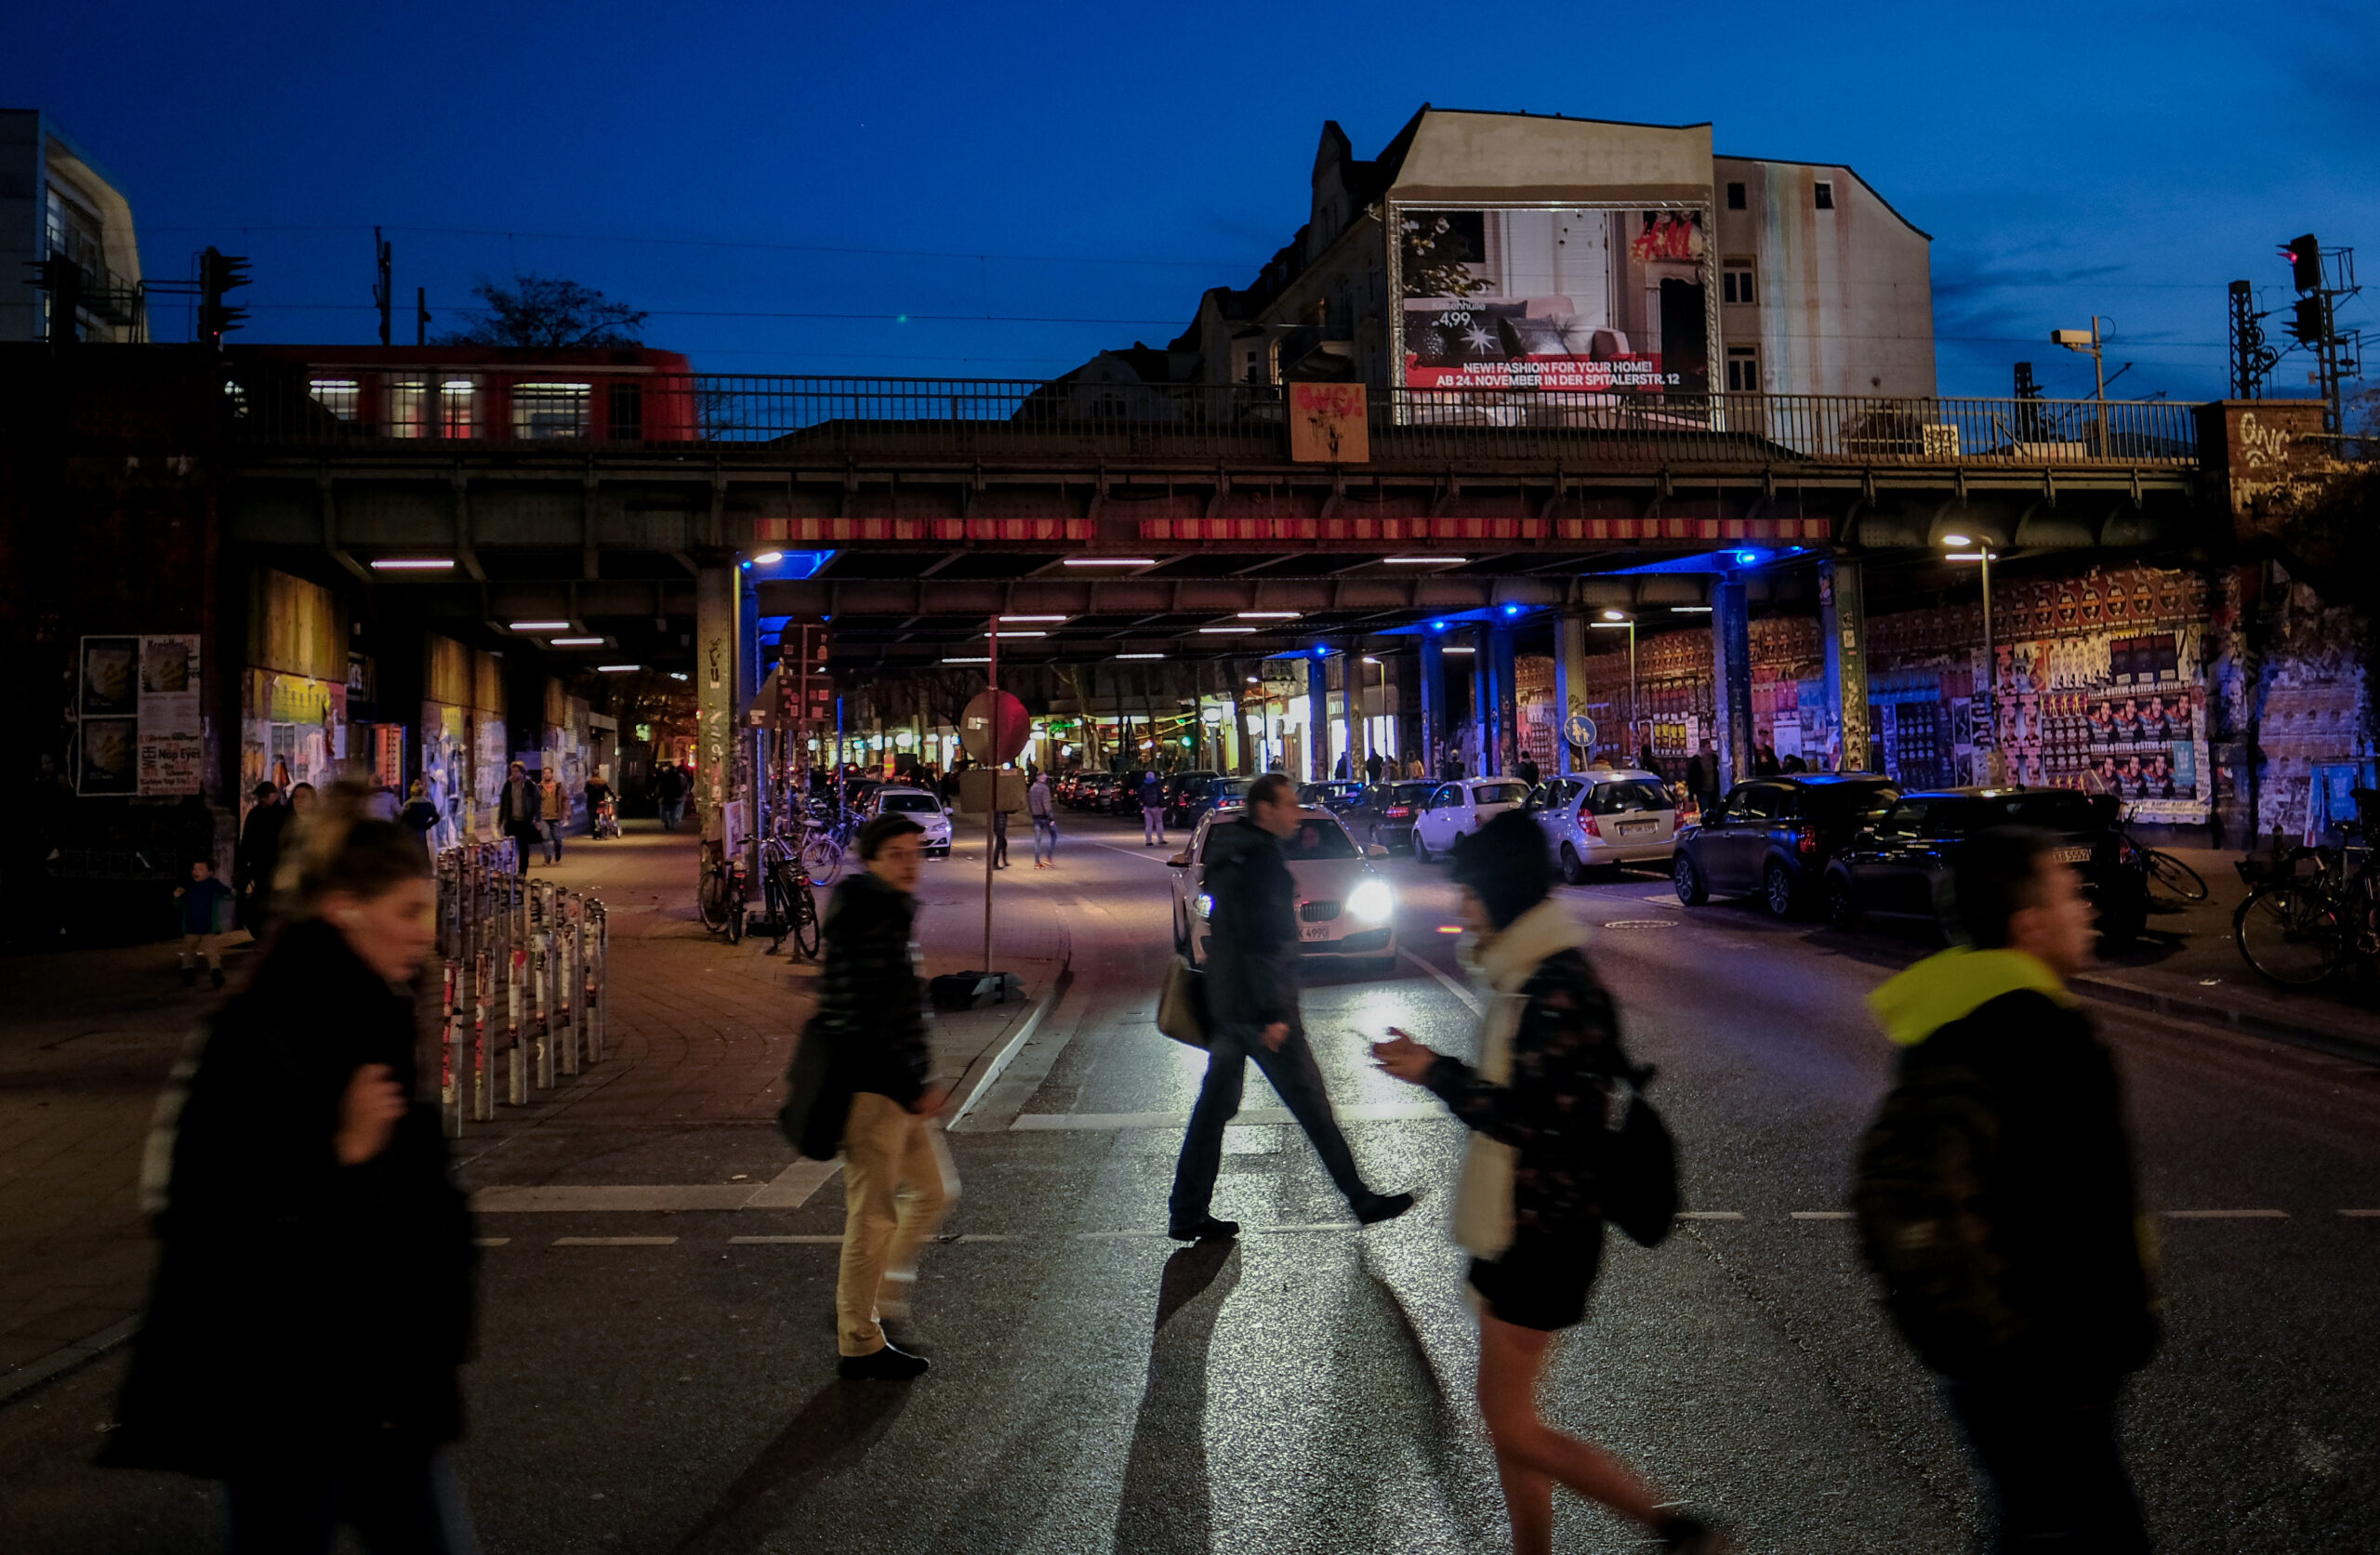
left=1410, top=777, right=1533, bottom=864
left=869, top=785, right=952, bottom=857
left=1167, top=809, right=1396, bottom=971
left=1532, top=769, right=1680, bottom=882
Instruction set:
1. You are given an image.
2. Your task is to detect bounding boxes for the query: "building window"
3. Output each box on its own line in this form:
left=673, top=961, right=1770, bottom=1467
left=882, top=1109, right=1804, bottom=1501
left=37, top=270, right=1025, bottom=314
left=388, top=378, right=428, bottom=438
left=310, top=379, right=361, bottom=421
left=512, top=383, right=590, bottom=440
left=440, top=378, right=477, bottom=439
left=1814, top=181, right=1834, bottom=211
left=1723, top=263, right=1757, bottom=305
left=1726, top=181, right=1746, bottom=210
left=1726, top=346, right=1760, bottom=393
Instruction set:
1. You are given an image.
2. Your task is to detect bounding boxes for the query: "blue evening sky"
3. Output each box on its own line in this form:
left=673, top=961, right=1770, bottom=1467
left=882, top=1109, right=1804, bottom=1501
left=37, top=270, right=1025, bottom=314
left=10, top=0, right=2375, bottom=402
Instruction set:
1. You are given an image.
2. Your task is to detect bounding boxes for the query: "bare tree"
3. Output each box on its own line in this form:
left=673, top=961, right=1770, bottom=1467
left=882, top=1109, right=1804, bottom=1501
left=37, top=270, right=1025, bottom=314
left=440, top=273, right=647, bottom=349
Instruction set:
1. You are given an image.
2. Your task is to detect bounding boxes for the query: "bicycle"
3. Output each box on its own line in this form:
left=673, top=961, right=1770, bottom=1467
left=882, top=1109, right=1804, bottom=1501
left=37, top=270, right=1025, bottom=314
left=2232, top=808, right=2379, bottom=986
left=2113, top=805, right=2207, bottom=903
left=758, top=833, right=821, bottom=958
left=801, top=807, right=859, bottom=885
left=696, top=843, right=746, bottom=942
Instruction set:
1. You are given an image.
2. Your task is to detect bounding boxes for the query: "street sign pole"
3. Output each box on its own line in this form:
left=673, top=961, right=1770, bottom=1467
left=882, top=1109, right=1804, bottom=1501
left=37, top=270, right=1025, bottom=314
left=984, top=613, right=998, bottom=978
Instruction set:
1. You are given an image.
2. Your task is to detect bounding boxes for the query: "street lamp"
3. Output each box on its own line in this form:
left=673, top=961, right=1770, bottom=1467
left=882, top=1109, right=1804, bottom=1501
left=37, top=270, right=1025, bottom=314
left=2052, top=319, right=2111, bottom=455
left=1943, top=534, right=2002, bottom=783
left=1590, top=608, right=1637, bottom=760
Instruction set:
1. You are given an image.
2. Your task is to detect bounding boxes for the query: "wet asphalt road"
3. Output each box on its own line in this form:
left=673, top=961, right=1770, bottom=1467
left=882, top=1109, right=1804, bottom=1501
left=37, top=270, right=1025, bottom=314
left=6, top=813, right=2378, bottom=1553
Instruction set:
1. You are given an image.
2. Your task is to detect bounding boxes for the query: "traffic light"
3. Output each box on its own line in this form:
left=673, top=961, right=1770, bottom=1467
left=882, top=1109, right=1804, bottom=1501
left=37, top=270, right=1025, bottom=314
left=2283, top=233, right=2321, bottom=293
left=23, top=257, right=84, bottom=342
left=2288, top=294, right=2329, bottom=347
left=198, top=246, right=251, bottom=349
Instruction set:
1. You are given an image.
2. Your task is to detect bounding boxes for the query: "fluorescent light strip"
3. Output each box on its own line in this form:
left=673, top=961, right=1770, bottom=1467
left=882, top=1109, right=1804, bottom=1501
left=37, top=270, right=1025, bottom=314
left=596, top=664, right=640, bottom=673
left=370, top=558, right=454, bottom=571
left=985, top=630, right=1048, bottom=639
left=1670, top=605, right=1713, bottom=613
left=1237, top=611, right=1299, bottom=619
left=1946, top=552, right=1989, bottom=562
left=1199, top=626, right=1257, bottom=635
left=1064, top=558, right=1157, bottom=568
left=943, top=656, right=992, bottom=665
left=1116, top=652, right=1166, bottom=660
left=509, top=620, right=570, bottom=631
left=548, top=637, right=605, bottom=646
left=1384, top=556, right=1465, bottom=565
left=1441, top=645, right=1476, bottom=654
left=999, top=614, right=1068, bottom=622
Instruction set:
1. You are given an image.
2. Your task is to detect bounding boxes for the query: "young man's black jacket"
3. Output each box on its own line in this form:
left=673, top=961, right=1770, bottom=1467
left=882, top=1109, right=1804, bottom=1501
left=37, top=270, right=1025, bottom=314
left=104, top=917, right=475, bottom=1478
left=1857, top=950, right=2158, bottom=1383
left=1201, top=816, right=1298, bottom=1032
left=819, top=869, right=930, bottom=1105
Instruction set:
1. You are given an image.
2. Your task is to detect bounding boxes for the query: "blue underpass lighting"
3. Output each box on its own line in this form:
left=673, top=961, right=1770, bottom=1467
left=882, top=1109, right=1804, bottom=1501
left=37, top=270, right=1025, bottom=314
left=1431, top=620, right=1447, bottom=631
left=1502, top=603, right=1522, bottom=616
left=1735, top=550, right=1758, bottom=564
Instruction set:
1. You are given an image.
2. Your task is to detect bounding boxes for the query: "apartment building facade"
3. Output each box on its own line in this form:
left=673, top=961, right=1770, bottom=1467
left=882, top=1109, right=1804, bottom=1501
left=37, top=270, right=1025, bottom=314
left=0, top=109, right=144, bottom=345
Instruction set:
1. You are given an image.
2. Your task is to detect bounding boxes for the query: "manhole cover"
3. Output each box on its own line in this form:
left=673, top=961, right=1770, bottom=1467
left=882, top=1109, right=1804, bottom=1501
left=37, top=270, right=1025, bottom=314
left=1602, top=919, right=1677, bottom=929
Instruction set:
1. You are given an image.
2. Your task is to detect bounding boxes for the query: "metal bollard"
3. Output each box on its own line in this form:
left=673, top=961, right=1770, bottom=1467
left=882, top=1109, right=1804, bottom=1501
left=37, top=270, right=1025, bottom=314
left=589, top=902, right=606, bottom=1065
left=532, top=882, right=553, bottom=1091
left=442, top=957, right=460, bottom=1137
left=556, top=892, right=577, bottom=1077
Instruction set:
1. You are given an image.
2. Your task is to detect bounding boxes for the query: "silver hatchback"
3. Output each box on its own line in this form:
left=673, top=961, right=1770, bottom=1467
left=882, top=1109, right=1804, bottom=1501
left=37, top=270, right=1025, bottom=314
left=1533, top=770, right=1679, bottom=882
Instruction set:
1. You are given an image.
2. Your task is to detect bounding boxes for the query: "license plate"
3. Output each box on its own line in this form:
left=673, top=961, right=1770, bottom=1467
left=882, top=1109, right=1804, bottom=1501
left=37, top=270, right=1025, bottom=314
left=1299, top=924, right=1329, bottom=942
left=2054, top=846, right=2092, bottom=863
left=1618, top=822, right=1652, bottom=836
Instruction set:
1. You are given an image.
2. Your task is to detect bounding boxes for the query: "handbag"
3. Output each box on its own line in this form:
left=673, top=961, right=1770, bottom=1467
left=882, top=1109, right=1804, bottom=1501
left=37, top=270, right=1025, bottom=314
left=1601, top=1065, right=1679, bottom=1248
left=1156, top=955, right=1210, bottom=1049
left=775, top=1013, right=852, bottom=1161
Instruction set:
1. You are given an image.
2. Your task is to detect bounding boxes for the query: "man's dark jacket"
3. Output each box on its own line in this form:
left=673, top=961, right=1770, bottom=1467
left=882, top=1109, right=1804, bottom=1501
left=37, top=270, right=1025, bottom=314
left=234, top=799, right=286, bottom=893
left=104, top=918, right=475, bottom=1477
left=818, top=870, right=929, bottom=1105
left=496, top=775, right=539, bottom=830
left=1202, top=816, right=1298, bottom=1032
left=1856, top=949, right=2157, bottom=1382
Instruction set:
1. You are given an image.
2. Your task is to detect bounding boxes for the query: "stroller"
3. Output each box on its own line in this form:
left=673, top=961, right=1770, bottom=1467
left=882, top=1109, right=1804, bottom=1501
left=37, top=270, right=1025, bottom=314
left=590, top=795, right=621, bottom=839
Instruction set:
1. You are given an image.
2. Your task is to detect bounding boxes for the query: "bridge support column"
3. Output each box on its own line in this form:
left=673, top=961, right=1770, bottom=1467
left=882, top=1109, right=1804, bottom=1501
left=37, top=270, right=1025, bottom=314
left=1487, top=622, right=1517, bottom=777
left=1306, top=651, right=1329, bottom=782
left=1820, top=558, right=1871, bottom=773
left=1554, top=612, right=1586, bottom=777
left=1712, top=576, right=1755, bottom=791
left=1343, top=641, right=1366, bottom=782
left=695, top=562, right=740, bottom=849
left=1420, top=634, right=1446, bottom=777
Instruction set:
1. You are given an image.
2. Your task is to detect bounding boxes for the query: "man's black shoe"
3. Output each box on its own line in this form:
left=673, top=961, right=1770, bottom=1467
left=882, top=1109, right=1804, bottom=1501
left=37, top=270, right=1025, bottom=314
left=1355, top=1192, right=1416, bottom=1226
left=1167, top=1216, right=1240, bottom=1243
left=838, top=1343, right=930, bottom=1381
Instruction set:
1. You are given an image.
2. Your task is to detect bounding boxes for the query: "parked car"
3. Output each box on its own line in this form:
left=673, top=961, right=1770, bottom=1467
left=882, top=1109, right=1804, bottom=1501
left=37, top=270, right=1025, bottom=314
left=1822, top=785, right=2149, bottom=946
left=1170, top=774, right=1250, bottom=829
left=1348, top=780, right=1438, bottom=852
left=1532, top=770, right=1679, bottom=882
left=1067, top=772, right=1117, bottom=812
left=1672, top=774, right=1900, bottom=916
left=1161, top=771, right=1223, bottom=828
left=1297, top=780, right=1369, bottom=816
left=1109, top=774, right=1157, bottom=818
left=1166, top=808, right=1396, bottom=971
left=1410, top=777, right=1534, bottom=864
left=867, top=785, right=953, bottom=858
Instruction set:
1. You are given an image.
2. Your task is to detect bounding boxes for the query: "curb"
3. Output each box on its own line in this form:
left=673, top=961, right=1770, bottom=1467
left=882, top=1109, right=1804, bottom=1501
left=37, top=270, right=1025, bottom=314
left=946, top=922, right=1077, bottom=1129
left=2073, top=973, right=2380, bottom=1068
left=0, top=1314, right=140, bottom=1412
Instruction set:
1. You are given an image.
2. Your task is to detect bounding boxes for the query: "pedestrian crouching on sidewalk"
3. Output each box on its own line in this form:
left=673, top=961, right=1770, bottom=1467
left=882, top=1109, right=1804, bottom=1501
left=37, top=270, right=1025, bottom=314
left=1168, top=771, right=1412, bottom=1242
left=825, top=811, right=958, bottom=1380
left=1371, top=810, right=1728, bottom=1555
left=175, top=856, right=236, bottom=990
left=1855, top=826, right=2157, bottom=1553
left=103, top=780, right=481, bottom=1554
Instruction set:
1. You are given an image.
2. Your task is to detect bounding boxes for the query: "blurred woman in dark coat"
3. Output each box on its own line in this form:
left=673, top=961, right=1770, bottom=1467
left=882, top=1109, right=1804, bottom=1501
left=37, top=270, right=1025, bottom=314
left=104, top=781, right=479, bottom=1554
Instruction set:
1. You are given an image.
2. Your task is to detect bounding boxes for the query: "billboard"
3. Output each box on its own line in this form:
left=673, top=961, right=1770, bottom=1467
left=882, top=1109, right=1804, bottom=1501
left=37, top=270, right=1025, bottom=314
left=1395, top=204, right=1710, bottom=396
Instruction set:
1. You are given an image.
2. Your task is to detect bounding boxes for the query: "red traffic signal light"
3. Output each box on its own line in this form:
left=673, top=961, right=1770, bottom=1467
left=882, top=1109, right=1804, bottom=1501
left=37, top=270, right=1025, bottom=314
left=198, top=246, right=251, bottom=348
left=2282, top=233, right=2321, bottom=293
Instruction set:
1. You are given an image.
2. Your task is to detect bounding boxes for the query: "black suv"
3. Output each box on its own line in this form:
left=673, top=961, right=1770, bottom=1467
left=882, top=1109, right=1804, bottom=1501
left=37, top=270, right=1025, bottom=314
left=1822, top=786, right=2149, bottom=946
left=1673, top=774, right=1900, bottom=917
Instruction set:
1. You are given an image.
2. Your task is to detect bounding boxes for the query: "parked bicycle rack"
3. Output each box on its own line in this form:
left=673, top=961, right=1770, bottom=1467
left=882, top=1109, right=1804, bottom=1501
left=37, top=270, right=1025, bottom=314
left=432, top=840, right=610, bottom=1137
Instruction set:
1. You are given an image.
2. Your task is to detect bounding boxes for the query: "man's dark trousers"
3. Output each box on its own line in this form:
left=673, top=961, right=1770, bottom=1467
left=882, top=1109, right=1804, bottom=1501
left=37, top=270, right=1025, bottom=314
left=1169, top=1019, right=1368, bottom=1230
left=1941, top=1373, right=2149, bottom=1552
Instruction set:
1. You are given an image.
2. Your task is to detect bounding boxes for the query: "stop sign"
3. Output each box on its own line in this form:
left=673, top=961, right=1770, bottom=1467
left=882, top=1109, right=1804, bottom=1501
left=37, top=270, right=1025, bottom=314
left=959, top=691, right=1031, bottom=764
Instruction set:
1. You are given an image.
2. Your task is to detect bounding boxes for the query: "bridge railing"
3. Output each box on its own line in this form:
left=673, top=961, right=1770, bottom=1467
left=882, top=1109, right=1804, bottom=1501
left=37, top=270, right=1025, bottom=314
left=223, top=365, right=2202, bottom=468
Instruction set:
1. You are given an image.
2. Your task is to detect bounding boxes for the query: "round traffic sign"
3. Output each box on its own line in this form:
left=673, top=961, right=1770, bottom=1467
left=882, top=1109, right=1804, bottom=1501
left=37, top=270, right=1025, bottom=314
left=960, top=690, right=1032, bottom=764
left=1563, top=712, right=1597, bottom=748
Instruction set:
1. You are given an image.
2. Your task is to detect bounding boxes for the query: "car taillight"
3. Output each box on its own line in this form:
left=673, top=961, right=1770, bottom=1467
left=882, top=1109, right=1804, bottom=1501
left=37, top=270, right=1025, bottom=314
left=1798, top=825, right=1819, bottom=856
left=1386, top=806, right=1409, bottom=818
left=1580, top=813, right=1602, bottom=838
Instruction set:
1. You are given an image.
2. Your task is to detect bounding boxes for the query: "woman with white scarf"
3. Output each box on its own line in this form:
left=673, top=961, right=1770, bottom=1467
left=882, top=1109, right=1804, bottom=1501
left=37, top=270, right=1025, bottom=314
left=1375, top=810, right=1727, bottom=1555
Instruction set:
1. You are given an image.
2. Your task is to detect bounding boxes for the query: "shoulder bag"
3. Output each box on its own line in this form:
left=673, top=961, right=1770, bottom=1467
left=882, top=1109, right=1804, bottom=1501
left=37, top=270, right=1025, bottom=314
left=1156, top=955, right=1210, bottom=1049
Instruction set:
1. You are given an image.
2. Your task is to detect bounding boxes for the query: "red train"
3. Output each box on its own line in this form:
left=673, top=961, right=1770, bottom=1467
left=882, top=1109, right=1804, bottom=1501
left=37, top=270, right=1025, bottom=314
left=234, top=345, right=699, bottom=442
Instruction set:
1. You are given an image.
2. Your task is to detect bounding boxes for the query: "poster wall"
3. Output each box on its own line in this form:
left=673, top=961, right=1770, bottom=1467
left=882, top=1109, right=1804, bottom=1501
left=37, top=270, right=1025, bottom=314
left=77, top=634, right=205, bottom=797
left=1988, top=626, right=2211, bottom=824
left=240, top=669, right=348, bottom=814
left=1396, top=204, right=1711, bottom=395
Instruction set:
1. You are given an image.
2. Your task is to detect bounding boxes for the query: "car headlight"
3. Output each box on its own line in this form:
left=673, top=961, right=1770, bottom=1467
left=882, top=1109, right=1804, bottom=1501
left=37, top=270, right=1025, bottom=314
left=1348, top=879, right=1394, bottom=924
left=1193, top=892, right=1213, bottom=918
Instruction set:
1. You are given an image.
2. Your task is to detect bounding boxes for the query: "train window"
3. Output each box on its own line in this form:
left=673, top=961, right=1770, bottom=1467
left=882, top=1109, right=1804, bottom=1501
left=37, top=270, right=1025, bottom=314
left=512, top=383, right=589, bottom=440
left=608, top=380, right=642, bottom=441
left=388, top=378, right=427, bottom=438
left=309, top=379, right=360, bottom=421
left=440, top=378, right=476, bottom=439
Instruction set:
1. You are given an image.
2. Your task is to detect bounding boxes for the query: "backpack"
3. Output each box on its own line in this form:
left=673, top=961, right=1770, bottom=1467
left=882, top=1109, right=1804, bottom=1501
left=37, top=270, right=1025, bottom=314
left=1601, top=1063, right=1679, bottom=1248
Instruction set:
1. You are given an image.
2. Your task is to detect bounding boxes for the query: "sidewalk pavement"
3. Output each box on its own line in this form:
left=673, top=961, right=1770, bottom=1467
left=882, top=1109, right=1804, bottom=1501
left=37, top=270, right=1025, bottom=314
left=0, top=819, right=1068, bottom=1403
left=2078, top=846, right=2380, bottom=1058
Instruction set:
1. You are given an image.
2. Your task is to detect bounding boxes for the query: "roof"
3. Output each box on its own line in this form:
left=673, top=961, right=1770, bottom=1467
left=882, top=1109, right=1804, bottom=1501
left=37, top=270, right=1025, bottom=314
left=1712, top=152, right=1932, bottom=241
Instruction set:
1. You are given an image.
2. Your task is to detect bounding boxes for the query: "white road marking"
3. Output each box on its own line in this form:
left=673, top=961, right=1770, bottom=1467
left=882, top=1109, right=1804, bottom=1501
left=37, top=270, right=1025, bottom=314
left=1012, top=1101, right=1446, bottom=1130
left=471, top=1158, right=841, bottom=1215
left=1790, top=1211, right=1854, bottom=1220
left=1073, top=1229, right=1170, bottom=1239
left=1678, top=1211, right=1746, bottom=1220
left=744, top=1159, right=843, bottom=1209
left=728, top=1234, right=843, bottom=1244
left=472, top=1237, right=512, bottom=1246
left=2162, top=1209, right=2289, bottom=1219
left=1087, top=840, right=1179, bottom=866
left=1398, top=948, right=1484, bottom=1015
left=2341, top=1209, right=2380, bottom=1218
left=958, top=1233, right=1020, bottom=1242
left=552, top=1236, right=679, bottom=1246
left=1252, top=1222, right=1359, bottom=1233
